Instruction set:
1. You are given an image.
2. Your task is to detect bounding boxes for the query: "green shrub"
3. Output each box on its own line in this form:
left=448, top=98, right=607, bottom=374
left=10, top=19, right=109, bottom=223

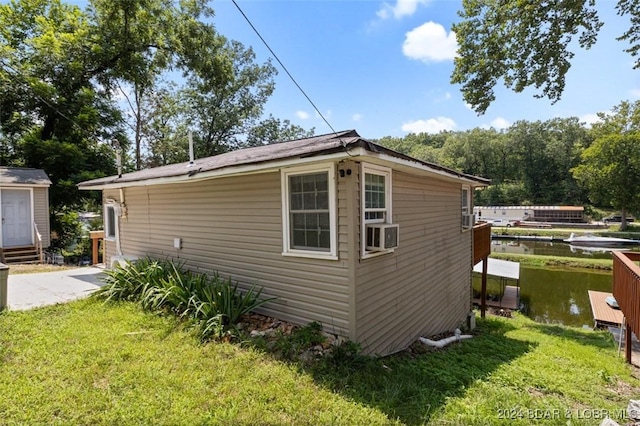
left=92, top=257, right=275, bottom=341
left=92, top=257, right=173, bottom=302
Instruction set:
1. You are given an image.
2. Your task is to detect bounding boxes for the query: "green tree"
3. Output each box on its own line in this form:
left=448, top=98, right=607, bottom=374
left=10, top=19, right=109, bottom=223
left=245, top=116, right=315, bottom=146
left=572, top=133, right=640, bottom=230
left=590, top=100, right=640, bottom=138
left=183, top=40, right=277, bottom=157
left=0, top=0, right=287, bottom=248
left=451, top=0, right=640, bottom=114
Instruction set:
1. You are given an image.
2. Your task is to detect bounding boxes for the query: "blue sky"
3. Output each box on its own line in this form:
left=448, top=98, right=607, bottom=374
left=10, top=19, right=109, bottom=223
left=210, top=0, right=640, bottom=139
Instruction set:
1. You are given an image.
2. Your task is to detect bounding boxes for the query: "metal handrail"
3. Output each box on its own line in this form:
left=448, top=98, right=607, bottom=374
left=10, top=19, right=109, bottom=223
left=33, top=222, right=43, bottom=263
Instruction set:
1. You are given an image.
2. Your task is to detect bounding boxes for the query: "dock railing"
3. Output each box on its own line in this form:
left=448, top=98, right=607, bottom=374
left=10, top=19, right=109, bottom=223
left=473, top=221, right=492, bottom=318
left=612, top=251, right=640, bottom=363
left=473, top=222, right=492, bottom=265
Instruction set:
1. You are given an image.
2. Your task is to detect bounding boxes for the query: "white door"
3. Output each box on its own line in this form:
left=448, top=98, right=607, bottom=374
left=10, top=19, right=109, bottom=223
left=2, top=189, right=32, bottom=247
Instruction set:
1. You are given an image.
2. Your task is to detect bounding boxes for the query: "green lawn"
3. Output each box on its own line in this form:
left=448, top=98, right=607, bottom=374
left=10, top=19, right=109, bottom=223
left=0, top=300, right=638, bottom=425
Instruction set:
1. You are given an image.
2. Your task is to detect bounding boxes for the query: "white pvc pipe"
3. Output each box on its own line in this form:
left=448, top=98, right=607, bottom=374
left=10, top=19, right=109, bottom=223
left=419, top=329, right=472, bottom=349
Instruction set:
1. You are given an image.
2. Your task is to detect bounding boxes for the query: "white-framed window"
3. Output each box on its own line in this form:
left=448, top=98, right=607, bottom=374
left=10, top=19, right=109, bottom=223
left=361, top=163, right=393, bottom=258
left=281, top=163, right=337, bottom=259
left=461, top=185, right=473, bottom=230
left=104, top=203, right=118, bottom=241
left=461, top=186, right=470, bottom=215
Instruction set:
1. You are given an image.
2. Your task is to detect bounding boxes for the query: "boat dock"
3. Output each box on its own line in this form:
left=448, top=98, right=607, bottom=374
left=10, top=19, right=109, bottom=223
left=588, top=290, right=623, bottom=328
left=473, top=258, right=521, bottom=310
left=588, top=290, right=640, bottom=365
left=473, top=285, right=520, bottom=310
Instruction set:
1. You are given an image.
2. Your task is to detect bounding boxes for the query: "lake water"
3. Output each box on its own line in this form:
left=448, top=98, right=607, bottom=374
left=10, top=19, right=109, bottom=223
left=474, top=240, right=627, bottom=327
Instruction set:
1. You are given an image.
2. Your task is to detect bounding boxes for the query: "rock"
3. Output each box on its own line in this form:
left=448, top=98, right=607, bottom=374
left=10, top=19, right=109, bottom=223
left=299, top=350, right=315, bottom=363
left=250, top=330, right=265, bottom=338
left=599, top=418, right=619, bottom=426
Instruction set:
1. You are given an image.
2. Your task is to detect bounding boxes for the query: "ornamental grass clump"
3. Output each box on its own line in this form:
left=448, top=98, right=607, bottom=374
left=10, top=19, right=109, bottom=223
left=92, top=257, right=275, bottom=340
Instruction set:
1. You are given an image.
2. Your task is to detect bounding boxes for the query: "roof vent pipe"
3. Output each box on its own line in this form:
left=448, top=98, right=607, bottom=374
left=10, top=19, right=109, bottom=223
left=188, top=131, right=194, bottom=167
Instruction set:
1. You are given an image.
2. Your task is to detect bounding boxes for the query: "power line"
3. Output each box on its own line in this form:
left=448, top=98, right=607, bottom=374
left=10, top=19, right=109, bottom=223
left=230, top=0, right=347, bottom=146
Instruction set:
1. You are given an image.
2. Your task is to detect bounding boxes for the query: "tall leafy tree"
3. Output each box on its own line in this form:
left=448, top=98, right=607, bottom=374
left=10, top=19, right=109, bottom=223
left=0, top=0, right=123, bottom=246
left=182, top=40, right=277, bottom=157
left=572, top=133, right=640, bottom=230
left=245, top=116, right=315, bottom=146
left=451, top=0, right=640, bottom=114
left=573, top=100, right=640, bottom=229
left=0, top=0, right=292, bottom=247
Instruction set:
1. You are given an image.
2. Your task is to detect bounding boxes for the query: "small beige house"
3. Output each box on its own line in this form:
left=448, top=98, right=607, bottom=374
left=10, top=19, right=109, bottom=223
left=0, top=167, right=51, bottom=263
left=79, top=130, right=488, bottom=355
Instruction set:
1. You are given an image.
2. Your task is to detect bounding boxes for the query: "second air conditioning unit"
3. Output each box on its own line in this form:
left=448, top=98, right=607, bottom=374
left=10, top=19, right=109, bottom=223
left=366, top=224, right=399, bottom=251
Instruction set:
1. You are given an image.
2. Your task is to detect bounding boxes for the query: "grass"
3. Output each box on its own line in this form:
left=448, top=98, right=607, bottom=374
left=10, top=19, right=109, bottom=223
left=1, top=300, right=639, bottom=425
left=490, top=252, right=614, bottom=271
left=7, top=264, right=78, bottom=275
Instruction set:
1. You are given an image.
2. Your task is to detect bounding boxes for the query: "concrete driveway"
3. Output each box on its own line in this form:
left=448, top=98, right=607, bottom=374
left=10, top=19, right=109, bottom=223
left=6, top=266, right=105, bottom=310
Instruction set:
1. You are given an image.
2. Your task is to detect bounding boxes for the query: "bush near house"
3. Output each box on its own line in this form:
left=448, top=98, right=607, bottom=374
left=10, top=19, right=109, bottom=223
left=91, top=257, right=275, bottom=341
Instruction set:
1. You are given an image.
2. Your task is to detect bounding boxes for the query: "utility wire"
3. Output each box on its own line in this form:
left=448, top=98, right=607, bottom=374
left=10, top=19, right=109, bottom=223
left=231, top=0, right=349, bottom=148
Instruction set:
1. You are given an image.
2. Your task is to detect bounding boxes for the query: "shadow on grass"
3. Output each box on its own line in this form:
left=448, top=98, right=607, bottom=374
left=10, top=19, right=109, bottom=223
left=246, top=316, right=536, bottom=425
left=527, top=322, right=616, bottom=350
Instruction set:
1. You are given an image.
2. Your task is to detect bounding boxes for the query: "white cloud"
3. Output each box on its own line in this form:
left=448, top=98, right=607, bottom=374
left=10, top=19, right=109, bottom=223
left=490, top=117, right=510, bottom=130
left=444, top=92, right=451, bottom=100
left=296, top=110, right=310, bottom=120
left=401, top=116, right=456, bottom=133
left=377, top=0, right=430, bottom=20
left=630, top=88, right=640, bottom=98
left=352, top=113, right=363, bottom=121
left=403, top=22, right=457, bottom=62
left=579, top=113, right=601, bottom=128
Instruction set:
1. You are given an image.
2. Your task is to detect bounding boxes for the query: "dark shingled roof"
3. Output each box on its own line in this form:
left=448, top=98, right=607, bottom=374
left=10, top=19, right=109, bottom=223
left=0, top=167, right=52, bottom=186
left=78, top=129, right=489, bottom=188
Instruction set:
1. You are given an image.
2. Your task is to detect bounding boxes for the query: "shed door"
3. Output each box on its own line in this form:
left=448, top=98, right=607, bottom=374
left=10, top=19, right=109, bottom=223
left=2, top=189, right=32, bottom=247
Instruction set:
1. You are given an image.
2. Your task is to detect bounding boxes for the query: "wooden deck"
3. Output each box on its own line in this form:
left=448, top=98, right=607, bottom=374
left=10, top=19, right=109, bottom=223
left=588, top=290, right=624, bottom=328
left=473, top=285, right=520, bottom=310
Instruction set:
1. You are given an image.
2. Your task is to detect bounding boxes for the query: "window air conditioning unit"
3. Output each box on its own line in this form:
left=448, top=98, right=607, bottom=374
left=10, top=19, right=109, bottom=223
left=366, top=224, right=399, bottom=251
left=462, top=213, right=475, bottom=229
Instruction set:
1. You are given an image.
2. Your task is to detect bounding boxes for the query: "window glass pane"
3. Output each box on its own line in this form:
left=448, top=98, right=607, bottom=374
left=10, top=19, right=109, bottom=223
left=290, top=176, right=302, bottom=193
left=292, top=213, right=305, bottom=228
left=288, top=171, right=331, bottom=252
left=317, top=191, right=328, bottom=209
left=292, top=228, right=306, bottom=247
left=302, top=193, right=315, bottom=210
left=106, top=206, right=116, bottom=238
left=302, top=174, right=316, bottom=192
left=365, top=173, right=385, bottom=210
left=318, top=230, right=330, bottom=248
left=462, top=188, right=469, bottom=208
left=305, top=230, right=318, bottom=248
left=291, top=193, right=303, bottom=210
left=319, top=212, right=329, bottom=228
left=307, top=213, right=318, bottom=228
left=315, top=174, right=328, bottom=191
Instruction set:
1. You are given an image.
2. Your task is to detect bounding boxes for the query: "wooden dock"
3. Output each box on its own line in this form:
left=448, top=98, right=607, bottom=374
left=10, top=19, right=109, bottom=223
left=473, top=285, right=520, bottom=310
left=588, top=290, right=624, bottom=328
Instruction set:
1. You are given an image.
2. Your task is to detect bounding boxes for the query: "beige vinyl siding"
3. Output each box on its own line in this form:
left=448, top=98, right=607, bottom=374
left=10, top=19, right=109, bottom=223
left=33, top=187, right=50, bottom=247
left=105, top=170, right=351, bottom=334
left=355, top=169, right=472, bottom=356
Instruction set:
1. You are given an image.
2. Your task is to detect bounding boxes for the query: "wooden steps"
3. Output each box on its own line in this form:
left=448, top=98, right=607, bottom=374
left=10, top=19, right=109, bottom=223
left=0, top=246, right=41, bottom=264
